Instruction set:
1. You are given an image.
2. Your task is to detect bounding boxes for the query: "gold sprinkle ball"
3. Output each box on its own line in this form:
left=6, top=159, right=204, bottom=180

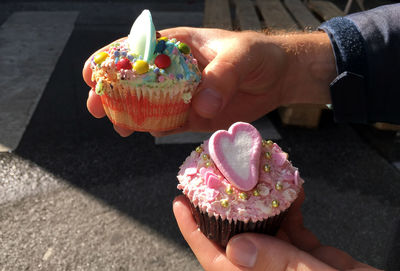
left=205, top=161, right=212, bottom=167
left=195, top=146, right=203, bottom=153
left=221, top=199, right=229, bottom=207
left=265, top=152, right=272, bottom=159
left=253, top=189, right=260, bottom=196
left=158, top=36, right=168, bottom=41
left=263, top=164, right=270, bottom=172
left=226, top=185, right=233, bottom=195
left=275, top=183, right=283, bottom=190
left=272, top=200, right=279, bottom=208
left=239, top=192, right=248, bottom=200
left=202, top=154, right=209, bottom=161
left=262, top=139, right=273, bottom=147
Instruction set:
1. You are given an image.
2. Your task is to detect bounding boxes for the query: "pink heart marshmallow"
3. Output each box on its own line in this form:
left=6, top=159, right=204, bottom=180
left=209, top=122, right=262, bottom=191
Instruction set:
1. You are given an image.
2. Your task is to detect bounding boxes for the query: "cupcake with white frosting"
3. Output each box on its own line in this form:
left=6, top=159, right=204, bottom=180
left=91, top=10, right=201, bottom=132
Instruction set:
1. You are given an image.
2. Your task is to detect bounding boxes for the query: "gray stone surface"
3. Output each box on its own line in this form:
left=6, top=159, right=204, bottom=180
left=0, top=186, right=201, bottom=271
left=0, top=11, right=78, bottom=152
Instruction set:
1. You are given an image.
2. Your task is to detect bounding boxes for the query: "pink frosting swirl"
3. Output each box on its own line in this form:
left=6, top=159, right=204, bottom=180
left=177, top=140, right=304, bottom=223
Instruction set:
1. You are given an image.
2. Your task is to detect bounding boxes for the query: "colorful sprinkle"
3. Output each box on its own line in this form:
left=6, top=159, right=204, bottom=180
left=158, top=76, right=165, bottom=82
left=275, top=183, right=283, bottom=190
left=116, top=58, right=132, bottom=70
left=221, top=199, right=229, bottom=208
left=93, top=52, right=109, bottom=64
left=121, top=51, right=127, bottom=57
left=272, top=200, right=279, bottom=208
left=114, top=50, right=120, bottom=57
left=226, top=185, right=233, bottom=195
left=133, top=60, right=149, bottom=74
left=158, top=37, right=168, bottom=42
left=169, top=73, right=175, bottom=80
left=178, top=42, right=190, bottom=54
left=263, top=164, right=270, bottom=172
left=262, top=139, right=273, bottom=147
left=176, top=74, right=184, bottom=80
left=154, top=54, right=171, bottom=69
left=154, top=40, right=166, bottom=54
left=239, top=192, right=248, bottom=200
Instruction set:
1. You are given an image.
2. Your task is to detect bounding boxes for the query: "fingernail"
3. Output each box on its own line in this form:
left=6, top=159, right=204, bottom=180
left=228, top=236, right=258, bottom=268
left=195, top=88, right=222, bottom=118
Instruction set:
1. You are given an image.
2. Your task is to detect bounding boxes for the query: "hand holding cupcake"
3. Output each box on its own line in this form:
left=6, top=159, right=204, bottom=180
left=84, top=10, right=201, bottom=132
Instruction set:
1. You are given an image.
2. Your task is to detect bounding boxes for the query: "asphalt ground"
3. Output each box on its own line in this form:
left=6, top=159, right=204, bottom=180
left=1, top=1, right=400, bottom=270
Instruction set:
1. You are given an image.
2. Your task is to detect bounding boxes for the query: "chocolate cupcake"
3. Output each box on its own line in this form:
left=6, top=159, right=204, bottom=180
left=177, top=122, right=304, bottom=246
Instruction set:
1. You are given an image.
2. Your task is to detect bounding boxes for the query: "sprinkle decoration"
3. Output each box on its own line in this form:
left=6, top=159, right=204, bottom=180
left=133, top=60, right=149, bottom=74
left=116, top=58, right=132, bottom=70
left=178, top=42, right=190, bottom=54
left=226, top=185, right=233, bottom=195
left=265, top=152, right=272, bottom=159
left=202, top=154, right=209, bottom=161
left=154, top=40, right=166, bottom=54
left=253, top=189, right=260, bottom=196
left=154, top=54, right=171, bottom=69
left=221, top=199, right=229, bottom=208
left=239, top=192, right=248, bottom=200
left=275, top=183, right=283, bottom=190
left=272, top=200, right=279, bottom=208
left=94, top=52, right=109, bottom=64
left=262, top=139, right=273, bottom=147
left=263, top=164, right=270, bottom=172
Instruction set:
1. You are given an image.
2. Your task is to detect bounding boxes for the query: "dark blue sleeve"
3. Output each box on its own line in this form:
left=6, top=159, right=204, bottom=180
left=319, top=4, right=400, bottom=124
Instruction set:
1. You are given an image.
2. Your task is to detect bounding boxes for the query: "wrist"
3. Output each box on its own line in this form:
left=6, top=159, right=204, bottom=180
left=269, top=31, right=337, bottom=106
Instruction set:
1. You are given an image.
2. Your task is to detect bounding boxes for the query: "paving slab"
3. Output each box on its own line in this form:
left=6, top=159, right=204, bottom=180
left=0, top=11, right=78, bottom=152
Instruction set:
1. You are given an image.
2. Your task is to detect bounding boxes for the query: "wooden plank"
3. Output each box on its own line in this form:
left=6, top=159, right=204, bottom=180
left=307, top=1, right=344, bottom=21
left=234, top=0, right=261, bottom=31
left=283, top=0, right=321, bottom=30
left=203, top=0, right=232, bottom=30
left=278, top=104, right=325, bottom=128
left=255, top=0, right=299, bottom=31
left=373, top=123, right=400, bottom=131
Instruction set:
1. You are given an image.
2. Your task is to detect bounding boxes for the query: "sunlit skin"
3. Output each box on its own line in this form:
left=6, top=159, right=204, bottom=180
left=82, top=28, right=381, bottom=270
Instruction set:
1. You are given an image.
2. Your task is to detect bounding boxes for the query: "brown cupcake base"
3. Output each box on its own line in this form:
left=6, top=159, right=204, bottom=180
left=189, top=201, right=288, bottom=247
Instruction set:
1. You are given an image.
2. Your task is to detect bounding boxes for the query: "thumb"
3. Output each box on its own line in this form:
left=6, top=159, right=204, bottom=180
left=226, top=233, right=336, bottom=271
left=192, top=53, right=240, bottom=119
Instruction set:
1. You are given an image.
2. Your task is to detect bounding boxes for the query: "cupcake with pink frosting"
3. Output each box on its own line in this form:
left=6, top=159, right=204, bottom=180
left=177, top=122, right=304, bottom=246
